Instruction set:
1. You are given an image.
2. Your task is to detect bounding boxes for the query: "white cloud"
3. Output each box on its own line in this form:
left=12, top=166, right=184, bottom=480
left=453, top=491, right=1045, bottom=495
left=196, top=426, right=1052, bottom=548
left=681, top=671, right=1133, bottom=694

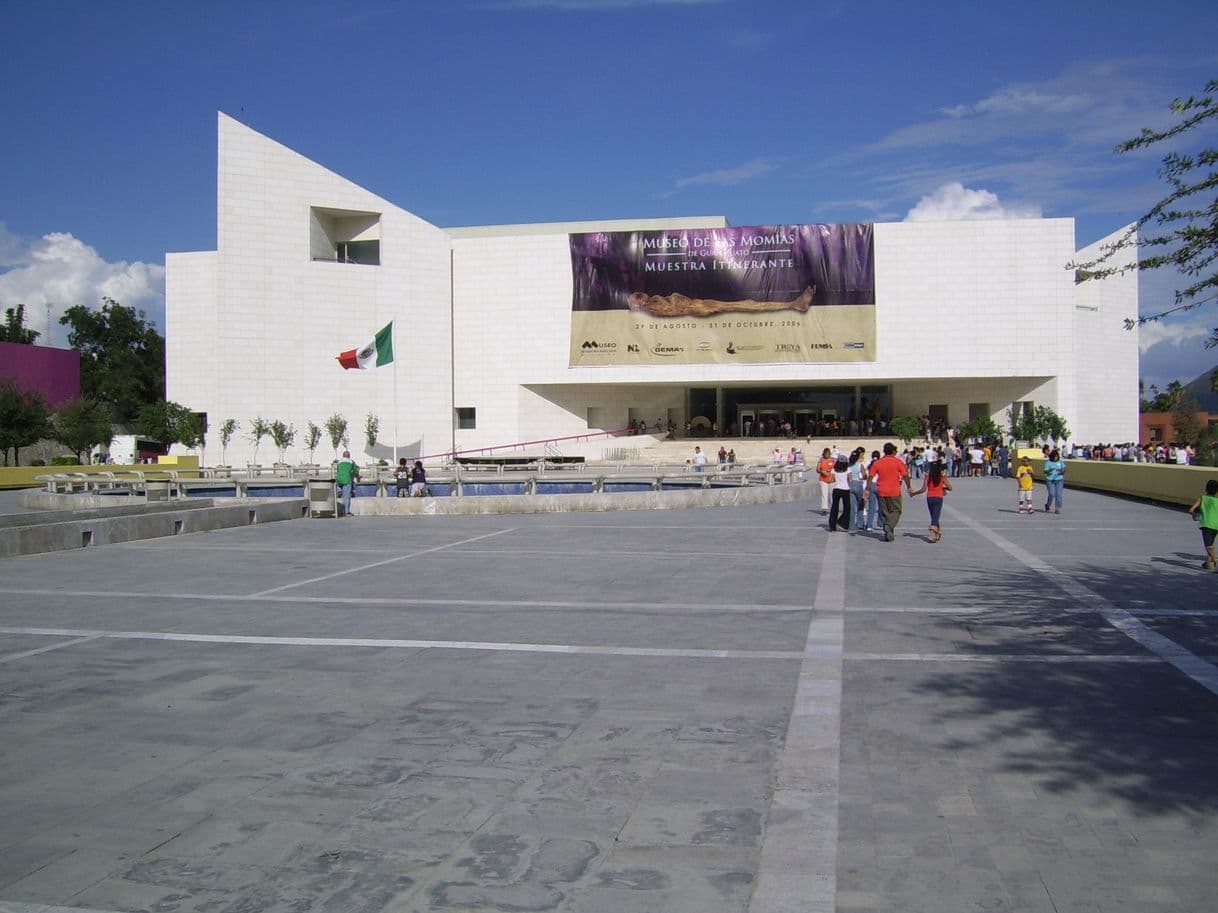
left=904, top=182, right=1041, bottom=222
left=675, top=159, right=776, bottom=190
left=0, top=223, right=164, bottom=348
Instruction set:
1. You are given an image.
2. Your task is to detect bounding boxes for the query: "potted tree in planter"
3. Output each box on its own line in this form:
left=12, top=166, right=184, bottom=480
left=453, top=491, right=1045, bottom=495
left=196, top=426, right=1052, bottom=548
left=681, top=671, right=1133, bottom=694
left=269, top=420, right=297, bottom=474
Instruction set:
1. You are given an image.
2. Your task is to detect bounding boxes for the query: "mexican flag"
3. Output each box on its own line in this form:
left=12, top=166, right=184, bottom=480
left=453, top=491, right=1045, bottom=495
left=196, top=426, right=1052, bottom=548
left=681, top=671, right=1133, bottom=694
left=337, top=322, right=394, bottom=370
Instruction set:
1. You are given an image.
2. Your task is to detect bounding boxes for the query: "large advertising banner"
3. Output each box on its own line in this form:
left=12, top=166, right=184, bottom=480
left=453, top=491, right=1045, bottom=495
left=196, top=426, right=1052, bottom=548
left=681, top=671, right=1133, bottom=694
left=569, top=223, right=875, bottom=366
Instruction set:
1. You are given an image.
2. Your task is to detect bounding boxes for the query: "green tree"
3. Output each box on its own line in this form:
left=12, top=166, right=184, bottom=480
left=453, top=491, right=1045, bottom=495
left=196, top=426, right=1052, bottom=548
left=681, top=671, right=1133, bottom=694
left=890, top=415, right=920, bottom=444
left=1171, top=390, right=1203, bottom=445
left=364, top=413, right=380, bottom=452
left=247, top=416, right=270, bottom=463
left=1006, top=403, right=1039, bottom=443
left=53, top=398, right=113, bottom=464
left=1140, top=380, right=1180, bottom=412
left=960, top=416, right=1002, bottom=444
left=135, top=401, right=204, bottom=450
left=1035, top=406, right=1071, bottom=444
left=218, top=419, right=238, bottom=465
left=0, top=304, right=40, bottom=344
left=305, top=421, right=322, bottom=462
left=269, top=420, right=297, bottom=462
left=325, top=413, right=348, bottom=456
left=0, top=380, right=50, bottom=465
left=59, top=298, right=164, bottom=424
left=1071, top=78, right=1218, bottom=342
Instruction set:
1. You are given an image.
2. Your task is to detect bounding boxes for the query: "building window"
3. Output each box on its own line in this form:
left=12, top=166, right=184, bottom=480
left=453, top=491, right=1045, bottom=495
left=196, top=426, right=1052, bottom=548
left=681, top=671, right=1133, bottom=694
left=968, top=402, right=991, bottom=422
left=310, top=207, right=381, bottom=265
left=335, top=240, right=380, bottom=265
left=456, top=407, right=476, bottom=430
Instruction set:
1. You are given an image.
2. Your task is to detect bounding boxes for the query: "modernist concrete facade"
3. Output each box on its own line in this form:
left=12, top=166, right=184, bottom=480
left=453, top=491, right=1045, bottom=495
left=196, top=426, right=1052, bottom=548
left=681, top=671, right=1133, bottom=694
left=165, top=114, right=1139, bottom=466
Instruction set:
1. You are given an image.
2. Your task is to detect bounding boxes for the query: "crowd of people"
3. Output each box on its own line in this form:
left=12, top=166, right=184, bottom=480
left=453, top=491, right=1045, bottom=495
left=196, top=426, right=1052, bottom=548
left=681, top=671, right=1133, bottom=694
left=806, top=439, right=1074, bottom=544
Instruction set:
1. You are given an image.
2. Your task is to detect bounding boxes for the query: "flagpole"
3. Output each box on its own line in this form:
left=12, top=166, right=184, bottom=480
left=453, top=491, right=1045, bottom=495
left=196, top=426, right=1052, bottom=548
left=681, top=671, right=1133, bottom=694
left=393, top=320, right=399, bottom=467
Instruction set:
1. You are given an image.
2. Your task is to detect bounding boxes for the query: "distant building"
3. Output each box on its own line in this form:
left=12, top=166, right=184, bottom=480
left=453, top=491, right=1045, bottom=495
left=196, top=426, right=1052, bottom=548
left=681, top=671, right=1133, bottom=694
left=0, top=340, right=80, bottom=408
left=165, top=113, right=1140, bottom=466
left=1139, top=366, right=1218, bottom=444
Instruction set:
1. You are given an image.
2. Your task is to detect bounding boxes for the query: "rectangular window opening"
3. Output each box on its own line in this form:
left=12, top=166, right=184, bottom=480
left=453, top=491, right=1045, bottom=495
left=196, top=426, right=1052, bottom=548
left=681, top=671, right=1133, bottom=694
left=456, top=407, right=476, bottom=430
left=310, top=207, right=381, bottom=265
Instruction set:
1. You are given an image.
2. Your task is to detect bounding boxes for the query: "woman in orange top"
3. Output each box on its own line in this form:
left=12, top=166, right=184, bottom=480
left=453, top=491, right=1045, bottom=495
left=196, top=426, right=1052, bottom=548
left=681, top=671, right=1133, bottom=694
left=908, top=459, right=953, bottom=542
left=816, top=447, right=836, bottom=515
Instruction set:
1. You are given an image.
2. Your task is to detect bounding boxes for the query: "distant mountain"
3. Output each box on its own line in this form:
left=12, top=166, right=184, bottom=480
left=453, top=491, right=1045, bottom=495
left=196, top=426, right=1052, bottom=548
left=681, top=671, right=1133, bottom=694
left=1184, top=366, right=1218, bottom=412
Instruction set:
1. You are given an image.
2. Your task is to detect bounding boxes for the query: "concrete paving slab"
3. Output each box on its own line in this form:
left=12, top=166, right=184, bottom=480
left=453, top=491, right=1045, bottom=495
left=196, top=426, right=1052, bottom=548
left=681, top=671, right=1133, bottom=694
left=1, top=476, right=1216, bottom=911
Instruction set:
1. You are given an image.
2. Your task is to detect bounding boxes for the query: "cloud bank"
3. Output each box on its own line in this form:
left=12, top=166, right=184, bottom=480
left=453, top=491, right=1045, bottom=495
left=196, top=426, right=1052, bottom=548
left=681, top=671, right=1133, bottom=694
left=0, top=222, right=164, bottom=348
left=903, top=182, right=1041, bottom=222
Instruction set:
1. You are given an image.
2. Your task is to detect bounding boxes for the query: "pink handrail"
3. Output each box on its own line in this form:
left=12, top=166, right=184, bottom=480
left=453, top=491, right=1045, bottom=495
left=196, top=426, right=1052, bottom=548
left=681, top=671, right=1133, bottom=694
left=420, top=428, right=637, bottom=463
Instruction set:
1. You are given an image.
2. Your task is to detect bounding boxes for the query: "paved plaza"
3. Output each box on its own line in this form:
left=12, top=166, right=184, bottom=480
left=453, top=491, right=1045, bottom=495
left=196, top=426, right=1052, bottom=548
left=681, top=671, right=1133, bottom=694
left=0, top=476, right=1215, bottom=913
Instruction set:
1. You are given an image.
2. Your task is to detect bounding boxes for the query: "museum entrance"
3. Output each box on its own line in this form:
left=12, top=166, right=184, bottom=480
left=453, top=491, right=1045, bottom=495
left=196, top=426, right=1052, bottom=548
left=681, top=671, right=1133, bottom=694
left=689, top=385, right=892, bottom=437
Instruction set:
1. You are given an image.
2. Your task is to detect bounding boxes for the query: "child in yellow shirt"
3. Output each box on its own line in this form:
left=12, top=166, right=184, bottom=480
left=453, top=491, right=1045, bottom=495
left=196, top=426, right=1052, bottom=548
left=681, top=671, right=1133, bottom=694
left=1015, top=456, right=1035, bottom=514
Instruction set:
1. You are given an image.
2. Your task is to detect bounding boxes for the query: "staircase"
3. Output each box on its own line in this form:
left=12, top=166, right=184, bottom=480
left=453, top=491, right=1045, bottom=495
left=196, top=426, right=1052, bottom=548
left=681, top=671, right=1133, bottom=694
left=588, top=436, right=905, bottom=466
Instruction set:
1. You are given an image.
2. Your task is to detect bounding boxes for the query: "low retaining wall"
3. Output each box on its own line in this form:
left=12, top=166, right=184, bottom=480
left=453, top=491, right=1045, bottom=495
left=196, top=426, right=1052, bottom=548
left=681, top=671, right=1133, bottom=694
left=352, top=479, right=816, bottom=515
left=1031, top=458, right=1218, bottom=507
left=2, top=495, right=309, bottom=558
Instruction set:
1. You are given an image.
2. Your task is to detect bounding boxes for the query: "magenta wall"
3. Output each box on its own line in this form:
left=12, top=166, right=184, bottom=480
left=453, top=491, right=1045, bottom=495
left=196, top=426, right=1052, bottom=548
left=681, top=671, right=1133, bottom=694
left=0, top=341, right=81, bottom=408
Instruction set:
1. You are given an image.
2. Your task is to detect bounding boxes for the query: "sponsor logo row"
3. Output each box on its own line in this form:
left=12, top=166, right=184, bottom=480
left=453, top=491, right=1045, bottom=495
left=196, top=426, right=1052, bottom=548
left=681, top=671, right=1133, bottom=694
left=579, top=340, right=866, bottom=357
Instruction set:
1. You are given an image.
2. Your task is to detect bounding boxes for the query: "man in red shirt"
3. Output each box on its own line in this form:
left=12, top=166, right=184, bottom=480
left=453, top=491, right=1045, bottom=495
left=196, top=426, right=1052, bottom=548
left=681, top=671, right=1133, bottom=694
left=868, top=442, right=912, bottom=542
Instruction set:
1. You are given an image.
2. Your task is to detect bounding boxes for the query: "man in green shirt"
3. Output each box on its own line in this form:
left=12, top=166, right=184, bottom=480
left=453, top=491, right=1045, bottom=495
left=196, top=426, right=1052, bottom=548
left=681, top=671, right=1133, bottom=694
left=335, top=450, right=359, bottom=517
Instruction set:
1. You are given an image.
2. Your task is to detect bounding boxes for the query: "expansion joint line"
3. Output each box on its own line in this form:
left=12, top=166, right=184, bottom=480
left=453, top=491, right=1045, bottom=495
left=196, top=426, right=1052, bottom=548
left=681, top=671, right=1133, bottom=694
left=945, top=504, right=1218, bottom=697
left=751, top=531, right=844, bottom=913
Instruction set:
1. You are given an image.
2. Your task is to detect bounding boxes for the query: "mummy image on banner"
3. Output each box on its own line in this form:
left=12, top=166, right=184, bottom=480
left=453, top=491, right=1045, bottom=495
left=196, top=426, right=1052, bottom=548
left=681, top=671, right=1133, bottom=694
left=569, top=224, right=875, bottom=366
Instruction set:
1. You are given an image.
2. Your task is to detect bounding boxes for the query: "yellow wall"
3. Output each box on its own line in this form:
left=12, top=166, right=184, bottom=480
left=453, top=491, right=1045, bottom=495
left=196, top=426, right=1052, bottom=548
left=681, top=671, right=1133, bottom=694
left=0, top=460, right=202, bottom=490
left=1029, top=458, right=1217, bottom=506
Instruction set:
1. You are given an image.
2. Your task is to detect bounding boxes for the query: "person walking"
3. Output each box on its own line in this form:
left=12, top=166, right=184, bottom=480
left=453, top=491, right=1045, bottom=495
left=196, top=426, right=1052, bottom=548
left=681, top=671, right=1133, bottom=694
left=864, top=449, right=882, bottom=531
left=335, top=450, right=359, bottom=516
left=1188, top=479, right=1218, bottom=570
left=816, top=447, right=835, bottom=515
left=1043, top=448, right=1066, bottom=514
left=847, top=448, right=868, bottom=531
left=868, top=442, right=912, bottom=542
left=908, top=459, right=953, bottom=542
left=828, top=455, right=852, bottom=532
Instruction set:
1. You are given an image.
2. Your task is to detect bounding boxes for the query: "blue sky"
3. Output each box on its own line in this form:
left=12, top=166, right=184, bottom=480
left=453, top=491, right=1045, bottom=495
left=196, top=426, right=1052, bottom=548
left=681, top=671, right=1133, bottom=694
left=1, top=0, right=1215, bottom=395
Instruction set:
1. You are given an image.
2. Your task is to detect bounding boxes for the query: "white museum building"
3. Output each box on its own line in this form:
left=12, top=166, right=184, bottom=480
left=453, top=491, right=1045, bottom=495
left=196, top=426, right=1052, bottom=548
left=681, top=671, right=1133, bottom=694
left=165, top=114, right=1138, bottom=466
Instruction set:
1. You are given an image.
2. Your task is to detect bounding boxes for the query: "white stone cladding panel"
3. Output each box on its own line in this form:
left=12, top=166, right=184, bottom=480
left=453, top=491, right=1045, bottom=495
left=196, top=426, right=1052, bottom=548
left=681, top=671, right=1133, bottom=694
left=168, top=117, right=1140, bottom=460
left=165, top=251, right=217, bottom=431
left=172, top=114, right=453, bottom=466
left=450, top=218, right=1086, bottom=447
left=1071, top=226, right=1139, bottom=444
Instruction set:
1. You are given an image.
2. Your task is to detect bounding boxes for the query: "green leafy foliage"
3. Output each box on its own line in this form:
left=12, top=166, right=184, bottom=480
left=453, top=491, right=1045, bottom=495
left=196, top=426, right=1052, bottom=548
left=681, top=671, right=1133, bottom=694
left=0, top=304, right=40, bottom=344
left=325, top=413, right=348, bottom=455
left=305, top=421, right=322, bottom=461
left=890, top=415, right=920, bottom=444
left=135, top=401, right=205, bottom=449
left=959, top=416, right=1002, bottom=443
left=218, top=419, right=238, bottom=464
left=1071, top=78, right=1218, bottom=342
left=53, top=398, right=114, bottom=463
left=0, top=379, right=50, bottom=465
left=269, top=420, right=297, bottom=462
left=364, top=413, right=380, bottom=451
left=59, top=298, right=164, bottom=424
left=247, top=416, right=271, bottom=463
